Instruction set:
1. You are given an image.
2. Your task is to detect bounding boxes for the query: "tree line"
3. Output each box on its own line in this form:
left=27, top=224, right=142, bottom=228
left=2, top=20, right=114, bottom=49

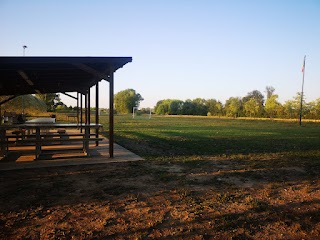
left=154, top=86, right=320, bottom=119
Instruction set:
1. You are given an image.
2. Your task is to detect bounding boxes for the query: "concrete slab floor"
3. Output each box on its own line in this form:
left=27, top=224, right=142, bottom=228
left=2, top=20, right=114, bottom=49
left=0, top=138, right=144, bottom=171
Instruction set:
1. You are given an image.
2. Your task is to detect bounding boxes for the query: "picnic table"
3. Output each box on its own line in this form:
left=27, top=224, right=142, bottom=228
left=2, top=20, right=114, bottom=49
left=0, top=123, right=102, bottom=159
left=26, top=117, right=55, bottom=123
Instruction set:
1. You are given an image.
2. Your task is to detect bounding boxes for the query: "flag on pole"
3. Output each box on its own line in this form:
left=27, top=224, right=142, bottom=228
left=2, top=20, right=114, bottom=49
left=302, top=57, right=305, bottom=72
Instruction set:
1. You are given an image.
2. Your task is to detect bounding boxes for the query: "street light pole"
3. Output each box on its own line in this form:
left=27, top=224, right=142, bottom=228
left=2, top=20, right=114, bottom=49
left=23, top=45, right=27, bottom=56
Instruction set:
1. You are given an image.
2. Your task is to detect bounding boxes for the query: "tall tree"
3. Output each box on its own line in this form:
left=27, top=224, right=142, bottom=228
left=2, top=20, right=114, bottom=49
left=35, top=93, right=62, bottom=111
left=1, top=95, right=47, bottom=114
left=206, top=99, right=224, bottom=117
left=154, top=99, right=183, bottom=115
left=312, top=98, right=320, bottom=119
left=243, top=90, right=265, bottom=105
left=265, top=86, right=275, bottom=99
left=206, top=99, right=218, bottom=116
left=265, top=94, right=282, bottom=119
left=192, top=98, right=208, bottom=116
left=242, top=90, right=265, bottom=117
left=225, top=97, right=242, bottom=118
left=114, top=89, right=143, bottom=114
left=283, top=93, right=303, bottom=119
left=168, top=100, right=184, bottom=115
left=181, top=99, right=195, bottom=115
left=244, top=98, right=260, bottom=117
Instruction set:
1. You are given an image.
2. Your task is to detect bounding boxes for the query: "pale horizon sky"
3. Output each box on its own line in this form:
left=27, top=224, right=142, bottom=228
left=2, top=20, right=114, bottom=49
left=1, top=0, right=319, bottom=108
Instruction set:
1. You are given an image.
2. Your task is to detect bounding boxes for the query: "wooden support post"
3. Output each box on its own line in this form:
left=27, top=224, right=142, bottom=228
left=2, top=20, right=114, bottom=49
left=95, top=81, right=99, bottom=146
left=88, top=88, right=91, bottom=125
left=76, top=92, right=79, bottom=125
left=84, top=92, right=88, bottom=124
left=35, top=127, right=41, bottom=159
left=80, top=93, right=83, bottom=133
left=109, top=70, right=114, bottom=158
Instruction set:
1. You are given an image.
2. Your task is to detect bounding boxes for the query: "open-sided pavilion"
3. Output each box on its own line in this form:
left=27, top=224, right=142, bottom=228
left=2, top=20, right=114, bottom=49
left=0, top=56, right=132, bottom=158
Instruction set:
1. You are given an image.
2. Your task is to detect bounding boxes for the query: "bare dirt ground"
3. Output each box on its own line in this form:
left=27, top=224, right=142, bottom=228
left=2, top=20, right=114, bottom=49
left=1, top=158, right=320, bottom=239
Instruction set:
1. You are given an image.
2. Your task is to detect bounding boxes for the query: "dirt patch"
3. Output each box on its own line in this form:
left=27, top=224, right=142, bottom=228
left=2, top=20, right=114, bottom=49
left=1, top=160, right=320, bottom=239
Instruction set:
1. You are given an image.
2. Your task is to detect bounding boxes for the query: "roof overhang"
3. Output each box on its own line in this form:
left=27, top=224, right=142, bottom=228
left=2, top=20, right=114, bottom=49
left=0, top=56, right=132, bottom=96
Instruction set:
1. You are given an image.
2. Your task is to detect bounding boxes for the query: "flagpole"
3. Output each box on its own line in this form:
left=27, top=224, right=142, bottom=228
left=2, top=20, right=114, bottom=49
left=299, top=55, right=306, bottom=126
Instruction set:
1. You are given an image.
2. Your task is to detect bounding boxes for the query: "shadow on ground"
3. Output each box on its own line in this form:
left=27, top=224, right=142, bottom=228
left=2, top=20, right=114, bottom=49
left=1, top=157, right=320, bottom=239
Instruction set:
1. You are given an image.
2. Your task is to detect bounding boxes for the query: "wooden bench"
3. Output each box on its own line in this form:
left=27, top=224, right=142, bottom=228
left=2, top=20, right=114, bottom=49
left=0, top=123, right=102, bottom=158
left=28, top=133, right=96, bottom=138
left=2, top=133, right=103, bottom=159
left=66, top=114, right=78, bottom=121
left=17, top=137, right=103, bottom=144
left=16, top=137, right=103, bottom=159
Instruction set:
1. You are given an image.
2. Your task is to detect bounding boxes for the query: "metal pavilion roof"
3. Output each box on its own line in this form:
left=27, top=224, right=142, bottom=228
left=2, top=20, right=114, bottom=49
left=0, top=56, right=132, bottom=96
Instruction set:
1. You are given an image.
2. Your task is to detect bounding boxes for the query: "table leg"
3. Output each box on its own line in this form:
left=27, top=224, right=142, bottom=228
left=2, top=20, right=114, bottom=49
left=83, top=127, right=89, bottom=156
left=35, top=127, right=41, bottom=159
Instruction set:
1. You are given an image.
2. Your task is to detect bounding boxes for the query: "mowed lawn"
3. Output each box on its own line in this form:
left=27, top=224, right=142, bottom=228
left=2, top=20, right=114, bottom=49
left=1, top=115, right=320, bottom=239
left=106, top=115, right=320, bottom=161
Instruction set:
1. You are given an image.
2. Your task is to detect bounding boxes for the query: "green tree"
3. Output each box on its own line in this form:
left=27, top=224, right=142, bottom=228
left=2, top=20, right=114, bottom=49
left=309, top=98, right=320, bottom=119
left=242, top=90, right=265, bottom=117
left=154, top=99, right=183, bottom=115
left=155, top=99, right=184, bottom=115
left=114, top=89, right=143, bottom=114
left=206, top=99, right=217, bottom=116
left=265, top=86, right=275, bottom=99
left=168, top=100, right=183, bottom=115
left=265, top=94, right=281, bottom=118
left=313, top=98, right=320, bottom=119
left=225, top=97, right=242, bottom=118
left=181, top=99, right=195, bottom=115
left=283, top=100, right=297, bottom=119
left=283, top=92, right=306, bottom=119
left=215, top=101, right=224, bottom=117
left=0, top=95, right=47, bottom=114
left=35, top=93, right=62, bottom=111
left=243, top=90, right=265, bottom=105
left=244, top=98, right=260, bottom=117
left=192, top=98, right=208, bottom=116
left=206, top=99, right=224, bottom=117
left=155, top=100, right=166, bottom=115
left=55, top=104, right=68, bottom=111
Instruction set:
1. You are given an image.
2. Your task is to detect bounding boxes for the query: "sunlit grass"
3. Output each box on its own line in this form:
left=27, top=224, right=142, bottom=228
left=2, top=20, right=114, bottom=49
left=98, top=114, right=320, bottom=162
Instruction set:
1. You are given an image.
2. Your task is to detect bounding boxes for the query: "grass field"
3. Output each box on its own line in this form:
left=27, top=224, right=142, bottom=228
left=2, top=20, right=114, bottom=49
left=1, top=115, right=320, bottom=239
left=102, top=114, right=320, bottom=161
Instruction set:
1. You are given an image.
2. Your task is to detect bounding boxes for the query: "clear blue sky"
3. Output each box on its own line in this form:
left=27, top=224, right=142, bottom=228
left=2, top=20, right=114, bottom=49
left=1, top=0, right=319, bottom=108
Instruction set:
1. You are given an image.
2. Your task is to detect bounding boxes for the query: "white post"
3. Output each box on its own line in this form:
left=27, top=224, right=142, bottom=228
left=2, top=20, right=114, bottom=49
left=133, top=107, right=138, bottom=118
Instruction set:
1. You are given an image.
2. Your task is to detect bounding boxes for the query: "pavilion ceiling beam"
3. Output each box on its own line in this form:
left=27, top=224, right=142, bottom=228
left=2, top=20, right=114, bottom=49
left=0, top=95, right=17, bottom=105
left=61, top=92, right=78, bottom=100
left=17, top=70, right=34, bottom=86
left=72, top=63, right=106, bottom=80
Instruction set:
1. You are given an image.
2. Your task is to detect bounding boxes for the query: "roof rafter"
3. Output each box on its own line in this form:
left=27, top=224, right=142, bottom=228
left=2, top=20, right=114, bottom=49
left=73, top=63, right=106, bottom=80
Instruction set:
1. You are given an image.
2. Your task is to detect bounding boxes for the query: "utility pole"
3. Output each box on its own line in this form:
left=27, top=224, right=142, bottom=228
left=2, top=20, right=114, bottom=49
left=299, top=55, right=306, bottom=126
